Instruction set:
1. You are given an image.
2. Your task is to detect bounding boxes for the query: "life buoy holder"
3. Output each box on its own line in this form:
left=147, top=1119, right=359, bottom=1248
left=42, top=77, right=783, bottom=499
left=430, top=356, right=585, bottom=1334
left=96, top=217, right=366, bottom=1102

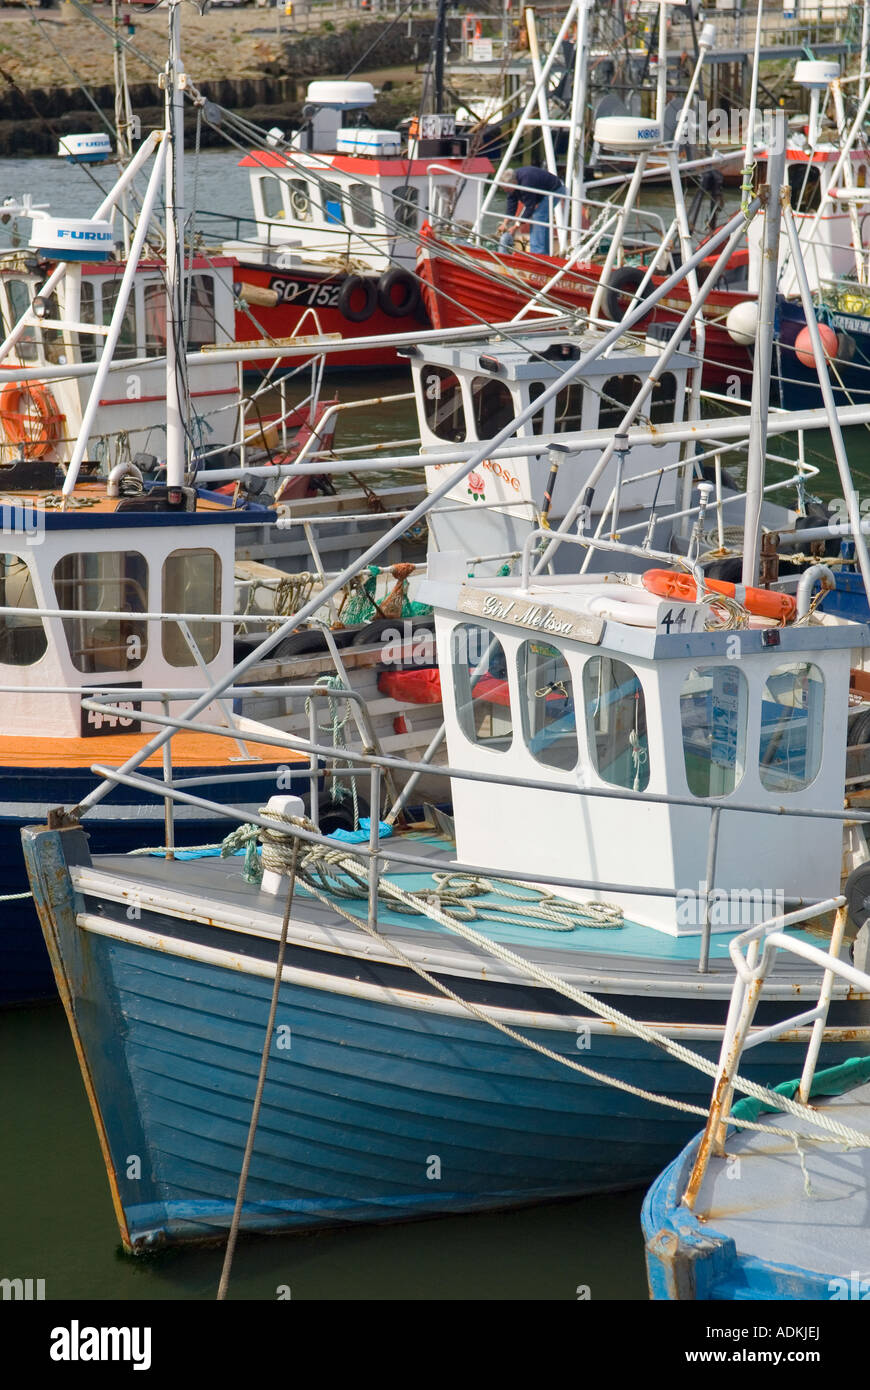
left=0, top=380, right=64, bottom=459
left=338, top=274, right=377, bottom=323
left=377, top=267, right=421, bottom=319
left=601, top=265, right=655, bottom=327
left=641, top=568, right=797, bottom=623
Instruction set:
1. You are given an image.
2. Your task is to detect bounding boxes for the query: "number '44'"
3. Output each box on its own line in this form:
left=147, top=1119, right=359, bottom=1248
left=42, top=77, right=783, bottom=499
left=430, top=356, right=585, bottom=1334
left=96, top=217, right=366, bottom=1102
left=660, top=606, right=688, bottom=633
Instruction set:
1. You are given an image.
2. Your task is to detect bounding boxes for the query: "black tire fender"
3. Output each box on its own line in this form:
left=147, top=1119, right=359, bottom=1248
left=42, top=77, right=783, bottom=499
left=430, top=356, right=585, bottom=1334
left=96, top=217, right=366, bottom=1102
left=377, top=267, right=421, bottom=319
left=338, top=274, right=377, bottom=323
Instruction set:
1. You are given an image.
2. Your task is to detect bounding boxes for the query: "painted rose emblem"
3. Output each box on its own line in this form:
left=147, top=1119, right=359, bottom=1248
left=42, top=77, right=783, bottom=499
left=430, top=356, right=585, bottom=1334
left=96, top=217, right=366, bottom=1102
left=467, top=470, right=485, bottom=501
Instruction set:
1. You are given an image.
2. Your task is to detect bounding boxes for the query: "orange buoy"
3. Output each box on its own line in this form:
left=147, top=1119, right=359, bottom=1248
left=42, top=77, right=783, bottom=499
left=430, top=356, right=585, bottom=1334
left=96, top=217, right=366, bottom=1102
left=0, top=380, right=64, bottom=459
left=795, top=322, right=838, bottom=369
left=641, top=568, right=796, bottom=623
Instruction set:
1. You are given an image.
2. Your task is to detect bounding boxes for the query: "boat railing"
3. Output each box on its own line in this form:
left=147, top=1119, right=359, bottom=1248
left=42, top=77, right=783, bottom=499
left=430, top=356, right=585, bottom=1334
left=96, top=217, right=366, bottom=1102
left=426, top=162, right=669, bottom=256
left=70, top=663, right=870, bottom=978
left=680, top=894, right=870, bottom=1212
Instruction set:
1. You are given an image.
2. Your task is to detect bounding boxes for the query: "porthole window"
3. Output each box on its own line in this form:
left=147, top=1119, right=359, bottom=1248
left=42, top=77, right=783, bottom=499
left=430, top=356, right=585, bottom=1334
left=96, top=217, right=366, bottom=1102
left=583, top=655, right=649, bottom=791
left=393, top=185, right=419, bottom=232
left=759, top=662, right=824, bottom=792
left=421, top=366, right=466, bottom=442
left=451, top=623, right=512, bottom=751
left=518, top=639, right=577, bottom=770
left=680, top=665, right=748, bottom=797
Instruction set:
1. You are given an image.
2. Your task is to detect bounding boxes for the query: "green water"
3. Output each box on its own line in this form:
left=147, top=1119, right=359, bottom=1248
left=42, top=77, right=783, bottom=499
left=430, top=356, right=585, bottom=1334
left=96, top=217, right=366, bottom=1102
left=1, top=1006, right=648, bottom=1301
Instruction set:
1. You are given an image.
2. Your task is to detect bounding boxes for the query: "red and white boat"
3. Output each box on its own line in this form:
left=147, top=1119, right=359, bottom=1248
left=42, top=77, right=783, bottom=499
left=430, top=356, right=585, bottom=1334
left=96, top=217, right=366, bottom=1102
left=222, top=81, right=492, bottom=369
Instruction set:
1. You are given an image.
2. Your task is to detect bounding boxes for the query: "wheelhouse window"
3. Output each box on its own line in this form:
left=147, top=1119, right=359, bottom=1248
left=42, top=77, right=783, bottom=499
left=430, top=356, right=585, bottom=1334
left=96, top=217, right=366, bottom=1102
left=162, top=548, right=221, bottom=666
left=53, top=551, right=148, bottom=673
left=0, top=553, right=47, bottom=666
left=649, top=372, right=678, bottom=428
left=554, top=382, right=584, bottom=434
left=452, top=623, right=512, bottom=750
left=759, top=662, right=824, bottom=792
left=78, top=280, right=97, bottom=363
left=6, top=279, right=38, bottom=362
left=598, top=375, right=643, bottom=431
left=583, top=655, right=649, bottom=791
left=101, top=278, right=138, bottom=359
left=787, top=164, right=821, bottom=213
left=260, top=175, right=286, bottom=220
left=143, top=282, right=166, bottom=357
left=288, top=179, right=312, bottom=221
left=518, top=639, right=577, bottom=770
left=680, top=665, right=748, bottom=797
left=321, top=182, right=345, bottom=226
left=393, top=185, right=419, bottom=232
left=347, top=183, right=376, bottom=229
left=471, top=377, right=515, bottom=439
left=528, top=381, right=546, bottom=436
left=421, top=366, right=466, bottom=442
left=187, top=275, right=216, bottom=350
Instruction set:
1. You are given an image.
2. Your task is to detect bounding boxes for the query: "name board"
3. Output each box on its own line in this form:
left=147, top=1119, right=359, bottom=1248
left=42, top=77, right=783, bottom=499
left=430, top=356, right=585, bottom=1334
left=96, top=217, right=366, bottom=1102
left=457, top=589, right=604, bottom=645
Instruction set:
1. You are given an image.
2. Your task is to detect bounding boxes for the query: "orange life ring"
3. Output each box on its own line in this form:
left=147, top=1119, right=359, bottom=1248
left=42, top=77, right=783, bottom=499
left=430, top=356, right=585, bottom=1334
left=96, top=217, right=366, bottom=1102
left=0, top=380, right=64, bottom=459
left=641, top=568, right=797, bottom=623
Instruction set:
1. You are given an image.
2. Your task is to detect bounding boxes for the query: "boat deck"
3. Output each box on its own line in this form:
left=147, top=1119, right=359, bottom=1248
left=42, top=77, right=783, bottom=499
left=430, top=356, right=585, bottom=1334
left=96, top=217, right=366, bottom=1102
left=692, top=1082, right=870, bottom=1280
left=77, top=832, right=861, bottom=1003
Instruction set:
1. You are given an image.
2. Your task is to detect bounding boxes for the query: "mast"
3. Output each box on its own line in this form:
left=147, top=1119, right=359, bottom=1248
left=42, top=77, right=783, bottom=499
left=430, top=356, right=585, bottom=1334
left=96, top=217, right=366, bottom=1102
left=163, top=0, right=187, bottom=491
left=433, top=0, right=448, bottom=114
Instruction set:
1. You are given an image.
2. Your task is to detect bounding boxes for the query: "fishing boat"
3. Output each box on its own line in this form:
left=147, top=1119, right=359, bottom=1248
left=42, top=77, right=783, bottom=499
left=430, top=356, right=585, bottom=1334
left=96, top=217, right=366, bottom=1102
left=642, top=899, right=870, bottom=1300
left=218, top=81, right=492, bottom=370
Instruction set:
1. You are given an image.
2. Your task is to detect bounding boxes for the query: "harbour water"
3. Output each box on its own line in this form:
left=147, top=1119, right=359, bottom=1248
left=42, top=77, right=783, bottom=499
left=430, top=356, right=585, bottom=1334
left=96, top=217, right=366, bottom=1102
left=2, top=152, right=870, bottom=1303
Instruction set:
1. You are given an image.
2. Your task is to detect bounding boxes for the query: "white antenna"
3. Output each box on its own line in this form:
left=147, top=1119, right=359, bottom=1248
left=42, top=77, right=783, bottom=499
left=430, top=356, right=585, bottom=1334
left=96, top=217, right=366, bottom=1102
left=163, top=0, right=187, bottom=493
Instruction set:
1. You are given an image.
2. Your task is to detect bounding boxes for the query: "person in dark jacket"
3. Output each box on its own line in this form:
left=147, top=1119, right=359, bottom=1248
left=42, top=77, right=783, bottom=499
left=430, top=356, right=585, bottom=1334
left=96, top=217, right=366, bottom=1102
left=497, top=164, right=567, bottom=255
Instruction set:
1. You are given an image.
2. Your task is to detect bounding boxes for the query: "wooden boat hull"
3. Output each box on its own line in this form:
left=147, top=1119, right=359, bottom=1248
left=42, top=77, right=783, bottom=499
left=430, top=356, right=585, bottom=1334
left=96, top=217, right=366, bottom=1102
left=23, top=825, right=870, bottom=1249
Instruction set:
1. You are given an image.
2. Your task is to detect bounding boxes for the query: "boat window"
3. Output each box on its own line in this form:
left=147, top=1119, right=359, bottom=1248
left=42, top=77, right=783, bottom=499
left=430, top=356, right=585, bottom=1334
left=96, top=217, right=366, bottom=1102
left=321, top=181, right=345, bottom=226
left=143, top=282, right=166, bottom=357
left=162, top=548, right=221, bottom=666
left=101, top=278, right=138, bottom=359
left=650, top=372, right=677, bottom=424
left=759, top=662, right=824, bottom=792
left=6, top=279, right=38, bottom=362
left=78, top=279, right=97, bottom=364
left=680, top=665, right=748, bottom=797
left=528, top=381, right=546, bottom=436
left=858, top=165, right=868, bottom=189
left=518, top=639, right=577, bottom=770
left=0, top=553, right=46, bottom=666
left=431, top=182, right=458, bottom=225
left=187, top=275, right=216, bottom=349
left=471, top=376, right=515, bottom=439
left=452, top=623, right=512, bottom=750
left=787, top=164, right=821, bottom=213
left=554, top=382, right=584, bottom=434
left=583, top=655, right=649, bottom=791
left=598, top=375, right=643, bottom=431
left=288, top=179, right=312, bottom=221
left=53, top=551, right=148, bottom=673
left=347, top=183, right=376, bottom=229
left=393, top=185, right=419, bottom=232
left=260, top=175, right=286, bottom=220
left=421, top=366, right=466, bottom=442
